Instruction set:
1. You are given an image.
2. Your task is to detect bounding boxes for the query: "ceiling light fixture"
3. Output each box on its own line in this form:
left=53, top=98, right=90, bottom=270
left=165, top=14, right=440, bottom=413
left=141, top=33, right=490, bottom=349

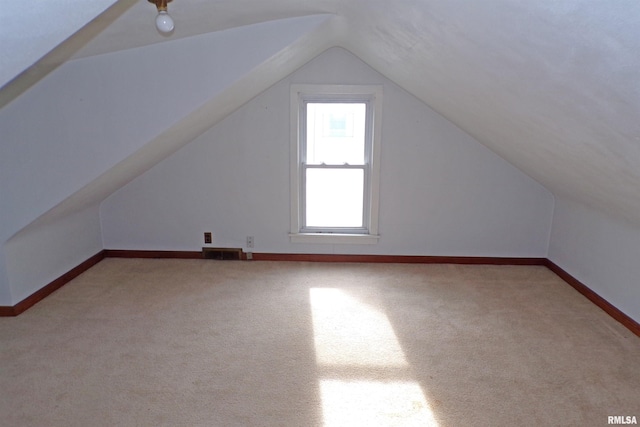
left=148, top=0, right=174, bottom=34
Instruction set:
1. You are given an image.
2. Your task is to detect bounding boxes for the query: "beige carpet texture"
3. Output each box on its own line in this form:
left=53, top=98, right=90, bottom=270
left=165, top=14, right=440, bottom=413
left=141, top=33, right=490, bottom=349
left=1, top=259, right=638, bottom=426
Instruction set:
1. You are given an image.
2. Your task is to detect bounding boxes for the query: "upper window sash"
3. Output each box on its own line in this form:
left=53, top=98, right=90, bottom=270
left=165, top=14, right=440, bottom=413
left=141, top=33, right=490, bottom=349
left=302, top=100, right=370, bottom=166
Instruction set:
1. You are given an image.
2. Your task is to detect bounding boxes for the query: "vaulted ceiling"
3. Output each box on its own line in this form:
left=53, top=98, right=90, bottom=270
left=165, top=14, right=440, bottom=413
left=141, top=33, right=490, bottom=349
left=3, top=0, right=640, bottom=227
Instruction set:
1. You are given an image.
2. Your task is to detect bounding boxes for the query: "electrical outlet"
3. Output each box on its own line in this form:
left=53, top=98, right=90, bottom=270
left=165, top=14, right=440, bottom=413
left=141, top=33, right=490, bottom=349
left=246, top=236, right=254, bottom=248
left=246, top=252, right=253, bottom=260
left=204, top=232, right=212, bottom=244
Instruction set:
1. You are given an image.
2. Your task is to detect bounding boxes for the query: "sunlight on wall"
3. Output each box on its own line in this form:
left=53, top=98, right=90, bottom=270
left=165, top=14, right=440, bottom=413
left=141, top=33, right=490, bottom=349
left=310, top=288, right=439, bottom=426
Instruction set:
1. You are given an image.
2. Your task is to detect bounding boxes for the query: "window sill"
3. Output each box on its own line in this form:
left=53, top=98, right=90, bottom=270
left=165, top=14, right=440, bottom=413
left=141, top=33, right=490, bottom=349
left=289, top=233, right=380, bottom=245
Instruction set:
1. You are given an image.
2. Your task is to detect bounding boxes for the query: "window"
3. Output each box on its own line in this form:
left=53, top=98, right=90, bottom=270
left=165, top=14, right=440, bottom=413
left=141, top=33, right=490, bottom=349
left=290, top=85, right=382, bottom=244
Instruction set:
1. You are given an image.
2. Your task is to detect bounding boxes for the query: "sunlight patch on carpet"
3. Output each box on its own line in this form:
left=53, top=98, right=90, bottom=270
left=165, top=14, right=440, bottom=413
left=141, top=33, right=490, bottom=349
left=320, top=380, right=438, bottom=427
left=311, top=288, right=439, bottom=426
left=310, top=288, right=408, bottom=367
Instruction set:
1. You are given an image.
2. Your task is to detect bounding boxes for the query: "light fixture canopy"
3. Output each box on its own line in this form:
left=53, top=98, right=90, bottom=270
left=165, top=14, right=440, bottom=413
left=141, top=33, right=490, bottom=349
left=148, top=0, right=174, bottom=33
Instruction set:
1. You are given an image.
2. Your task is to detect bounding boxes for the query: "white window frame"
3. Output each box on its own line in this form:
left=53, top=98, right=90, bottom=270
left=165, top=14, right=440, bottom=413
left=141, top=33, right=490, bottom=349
left=289, top=84, right=382, bottom=244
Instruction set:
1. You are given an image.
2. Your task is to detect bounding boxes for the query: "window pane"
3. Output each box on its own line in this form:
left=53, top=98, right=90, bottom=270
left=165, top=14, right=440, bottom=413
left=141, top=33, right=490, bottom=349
left=306, top=103, right=366, bottom=165
left=306, top=168, right=364, bottom=228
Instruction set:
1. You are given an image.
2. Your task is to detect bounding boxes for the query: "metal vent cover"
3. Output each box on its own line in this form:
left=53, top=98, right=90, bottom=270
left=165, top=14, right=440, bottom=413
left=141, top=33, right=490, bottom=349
left=202, top=247, right=243, bottom=260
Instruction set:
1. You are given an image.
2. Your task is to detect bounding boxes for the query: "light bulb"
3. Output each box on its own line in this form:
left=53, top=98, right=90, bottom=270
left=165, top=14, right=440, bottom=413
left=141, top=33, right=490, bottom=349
left=155, top=11, right=174, bottom=33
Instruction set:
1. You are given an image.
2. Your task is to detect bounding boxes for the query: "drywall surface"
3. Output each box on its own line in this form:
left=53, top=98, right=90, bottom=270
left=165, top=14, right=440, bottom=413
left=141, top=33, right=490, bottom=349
left=342, top=1, right=640, bottom=227
left=549, top=198, right=640, bottom=323
left=0, top=15, right=331, bottom=304
left=101, top=48, right=554, bottom=257
left=0, top=16, right=330, bottom=242
left=4, top=205, right=103, bottom=305
left=0, top=0, right=118, bottom=90
left=0, top=252, right=10, bottom=305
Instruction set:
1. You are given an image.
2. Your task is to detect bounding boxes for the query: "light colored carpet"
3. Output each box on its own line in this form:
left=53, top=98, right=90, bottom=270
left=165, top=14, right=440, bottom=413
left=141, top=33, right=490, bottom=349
left=1, top=259, right=638, bottom=426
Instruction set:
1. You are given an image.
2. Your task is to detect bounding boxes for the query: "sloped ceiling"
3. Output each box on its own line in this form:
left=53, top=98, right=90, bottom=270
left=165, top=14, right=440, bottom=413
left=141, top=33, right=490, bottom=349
left=1, top=14, right=339, bottom=243
left=2, top=0, right=640, bottom=227
left=0, top=0, right=117, bottom=90
left=339, top=0, right=640, bottom=225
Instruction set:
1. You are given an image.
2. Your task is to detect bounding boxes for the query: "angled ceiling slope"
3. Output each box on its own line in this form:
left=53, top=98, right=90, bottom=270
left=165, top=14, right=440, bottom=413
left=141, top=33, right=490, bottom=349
left=0, top=0, right=339, bottom=104
left=3, top=0, right=640, bottom=230
left=2, top=14, right=341, bottom=244
left=339, top=0, right=640, bottom=225
left=0, top=10, right=340, bottom=306
left=0, top=0, right=118, bottom=90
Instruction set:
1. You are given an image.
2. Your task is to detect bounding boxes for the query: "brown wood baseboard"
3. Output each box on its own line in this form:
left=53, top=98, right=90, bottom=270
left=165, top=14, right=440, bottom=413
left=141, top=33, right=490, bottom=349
left=3, top=248, right=639, bottom=338
left=0, top=305, right=16, bottom=316
left=249, top=253, right=546, bottom=265
left=104, top=249, right=202, bottom=259
left=0, top=250, right=106, bottom=317
left=251, top=253, right=640, bottom=337
left=544, top=260, right=640, bottom=337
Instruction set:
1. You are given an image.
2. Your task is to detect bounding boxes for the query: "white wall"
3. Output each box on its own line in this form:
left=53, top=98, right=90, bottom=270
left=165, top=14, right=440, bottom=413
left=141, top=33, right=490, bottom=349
left=101, top=48, right=554, bottom=257
left=0, top=16, right=329, bottom=242
left=0, top=252, right=10, bottom=304
left=0, top=0, right=118, bottom=90
left=4, top=205, right=103, bottom=305
left=549, top=198, right=640, bottom=323
left=0, top=15, right=330, bottom=306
